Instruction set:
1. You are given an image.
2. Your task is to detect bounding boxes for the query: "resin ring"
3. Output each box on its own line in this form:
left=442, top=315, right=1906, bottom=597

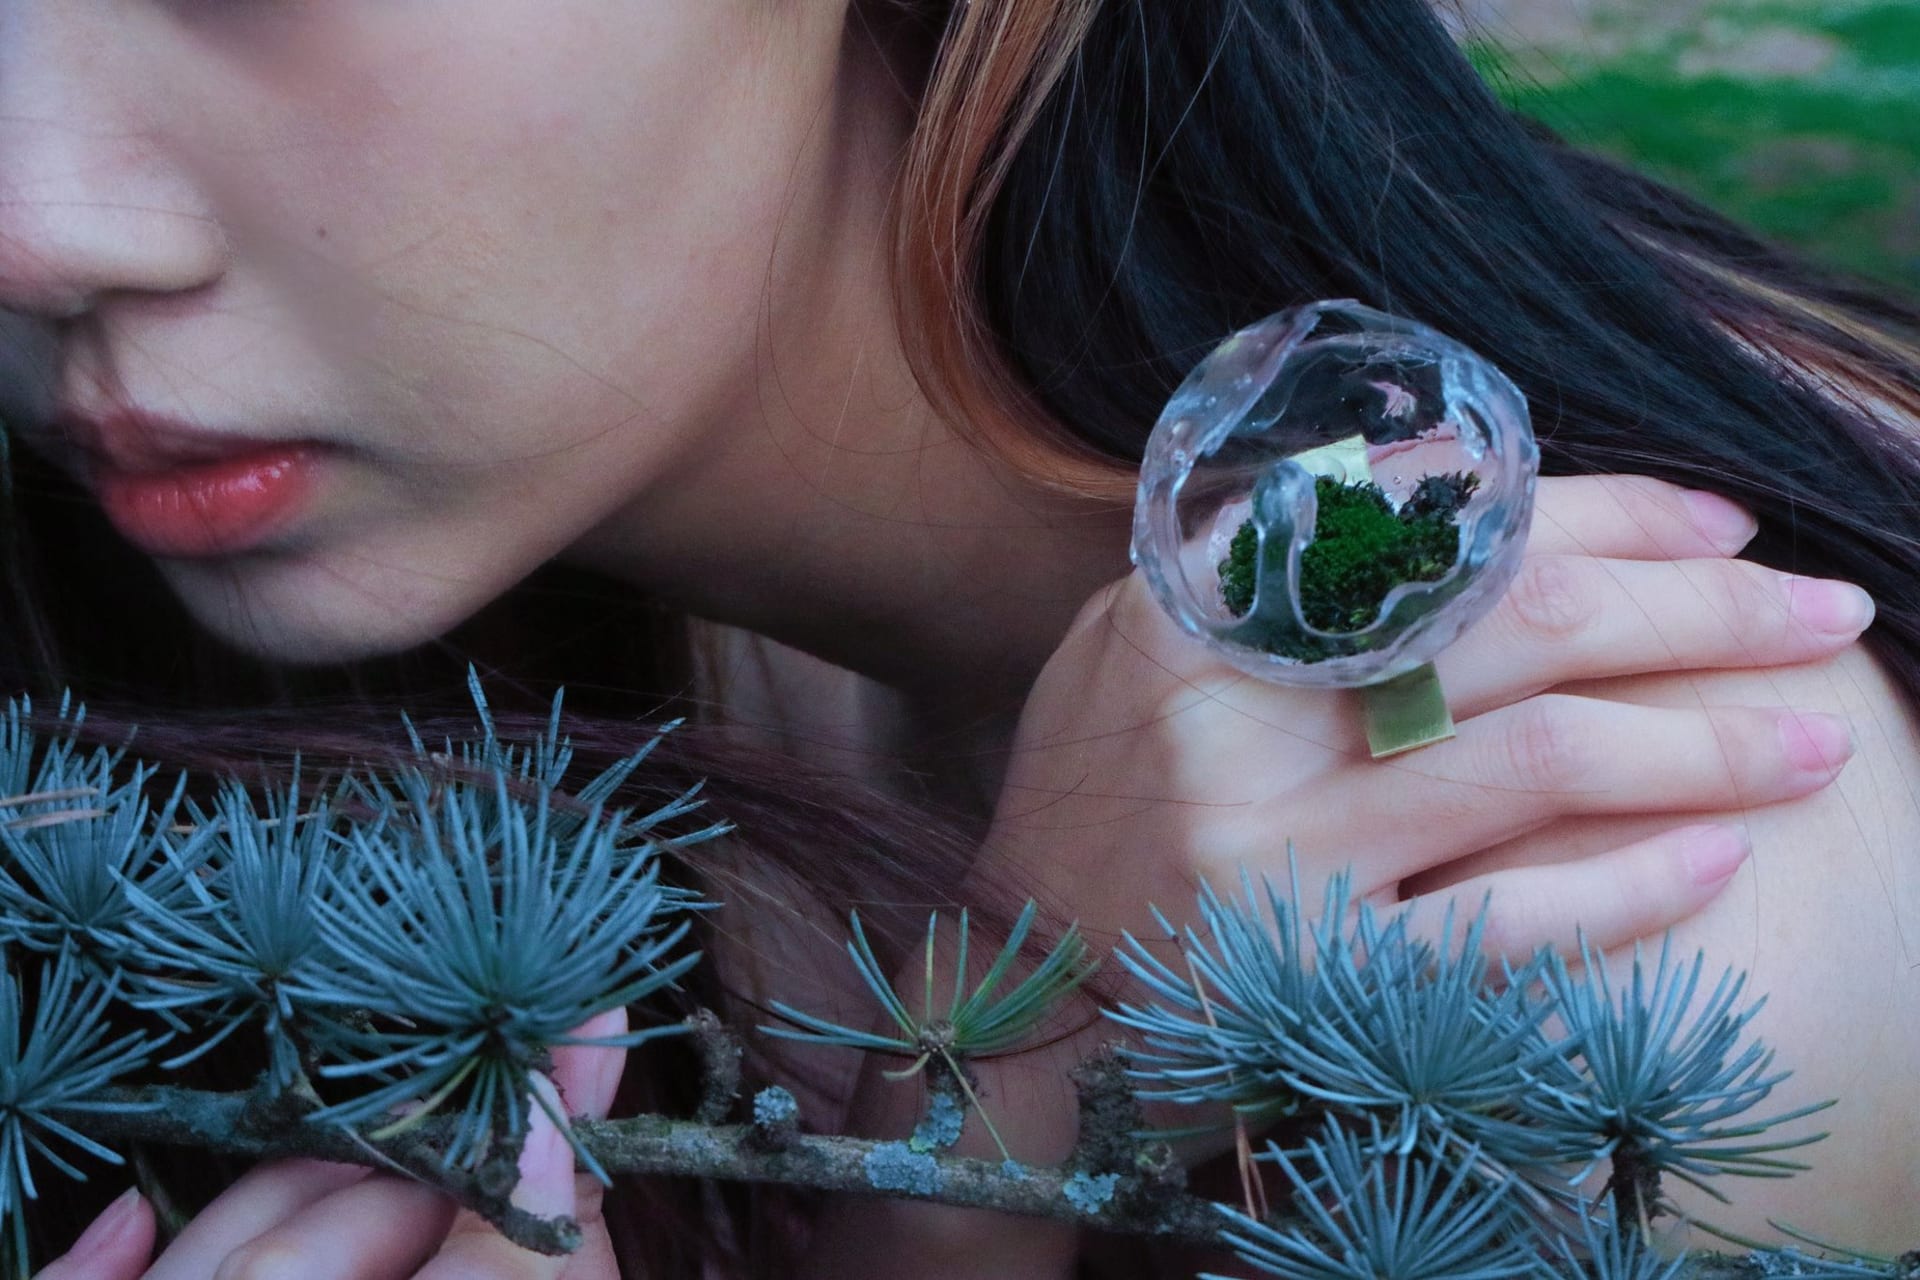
left=1130, top=300, right=1540, bottom=757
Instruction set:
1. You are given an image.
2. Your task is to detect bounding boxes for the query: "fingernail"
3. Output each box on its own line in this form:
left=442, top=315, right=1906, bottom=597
left=68, top=1187, right=141, bottom=1261
left=1785, top=577, right=1876, bottom=636
left=1676, top=824, right=1751, bottom=886
left=1682, top=489, right=1759, bottom=552
left=510, top=1078, right=572, bottom=1217
left=1779, top=710, right=1856, bottom=777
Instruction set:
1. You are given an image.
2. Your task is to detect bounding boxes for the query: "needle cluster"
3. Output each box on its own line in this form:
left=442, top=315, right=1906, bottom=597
left=765, top=900, right=1098, bottom=1161
left=1106, top=859, right=1839, bottom=1277
left=0, top=683, right=1905, bottom=1280
left=0, top=676, right=717, bottom=1268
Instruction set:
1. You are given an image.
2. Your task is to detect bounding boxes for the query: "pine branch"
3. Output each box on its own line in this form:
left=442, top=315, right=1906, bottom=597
left=53, top=1082, right=1914, bottom=1279
left=8, top=680, right=1914, bottom=1276
left=72, top=1085, right=580, bottom=1256
left=69, top=1082, right=1227, bottom=1253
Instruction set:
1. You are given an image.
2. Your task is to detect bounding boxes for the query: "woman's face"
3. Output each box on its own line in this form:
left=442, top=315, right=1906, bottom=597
left=0, top=0, right=888, bottom=661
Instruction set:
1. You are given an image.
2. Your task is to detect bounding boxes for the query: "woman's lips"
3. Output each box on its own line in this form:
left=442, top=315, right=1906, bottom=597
left=92, top=445, right=324, bottom=559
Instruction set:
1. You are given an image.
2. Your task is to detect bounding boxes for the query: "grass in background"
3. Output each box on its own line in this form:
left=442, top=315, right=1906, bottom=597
left=1467, top=0, right=1920, bottom=295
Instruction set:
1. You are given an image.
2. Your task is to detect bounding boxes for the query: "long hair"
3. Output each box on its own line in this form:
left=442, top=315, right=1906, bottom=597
left=887, top=0, right=1920, bottom=694
left=8, top=0, right=1920, bottom=1274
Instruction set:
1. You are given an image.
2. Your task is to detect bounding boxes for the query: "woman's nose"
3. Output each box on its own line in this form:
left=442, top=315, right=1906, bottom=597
left=0, top=15, right=228, bottom=320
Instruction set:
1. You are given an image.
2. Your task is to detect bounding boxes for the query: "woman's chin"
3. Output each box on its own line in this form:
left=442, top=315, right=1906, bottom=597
left=176, top=601, right=451, bottom=668
left=155, top=553, right=502, bottom=668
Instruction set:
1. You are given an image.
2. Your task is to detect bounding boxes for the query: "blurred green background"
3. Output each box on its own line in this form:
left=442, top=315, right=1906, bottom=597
left=1460, top=0, right=1920, bottom=295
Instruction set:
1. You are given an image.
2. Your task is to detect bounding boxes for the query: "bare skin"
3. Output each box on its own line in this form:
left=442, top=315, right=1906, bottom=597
left=0, top=0, right=1120, bottom=698
left=4, top=1, right=1915, bottom=1276
left=803, top=482, right=1919, bottom=1276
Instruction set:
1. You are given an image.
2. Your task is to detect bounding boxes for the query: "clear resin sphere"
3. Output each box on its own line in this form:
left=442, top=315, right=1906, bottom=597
left=1132, top=300, right=1539, bottom=687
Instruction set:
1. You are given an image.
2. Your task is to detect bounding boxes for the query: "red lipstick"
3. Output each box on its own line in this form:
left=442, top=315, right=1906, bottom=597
left=93, top=447, right=321, bottom=558
left=56, top=408, right=326, bottom=558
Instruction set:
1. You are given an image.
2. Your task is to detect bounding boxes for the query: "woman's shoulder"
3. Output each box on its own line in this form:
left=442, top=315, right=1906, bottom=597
left=1566, top=644, right=1920, bottom=1251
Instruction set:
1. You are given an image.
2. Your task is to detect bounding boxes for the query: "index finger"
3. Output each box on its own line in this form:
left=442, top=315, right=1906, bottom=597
left=136, top=1159, right=371, bottom=1280
left=413, top=1011, right=628, bottom=1280
left=414, top=1076, right=578, bottom=1280
left=1525, top=475, right=1757, bottom=560
left=31, top=1190, right=155, bottom=1280
left=1095, top=474, right=1759, bottom=694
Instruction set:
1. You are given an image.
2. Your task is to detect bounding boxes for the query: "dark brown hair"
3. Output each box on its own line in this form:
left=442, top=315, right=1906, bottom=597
left=9, top=0, right=1920, bottom=1273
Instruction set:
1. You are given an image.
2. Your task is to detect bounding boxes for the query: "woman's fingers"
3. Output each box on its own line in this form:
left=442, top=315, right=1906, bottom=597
left=1093, top=519, right=1871, bottom=772
left=547, top=1007, right=629, bottom=1127
left=1436, top=555, right=1874, bottom=720
left=1524, top=475, right=1758, bottom=560
left=1243, top=698, right=1853, bottom=888
left=33, top=1189, right=155, bottom=1280
left=139, top=1159, right=371, bottom=1280
left=413, top=1075, right=585, bottom=1280
left=128, top=1012, right=630, bottom=1280
left=1397, top=822, right=1752, bottom=962
left=417, top=1008, right=629, bottom=1279
left=203, top=1177, right=457, bottom=1280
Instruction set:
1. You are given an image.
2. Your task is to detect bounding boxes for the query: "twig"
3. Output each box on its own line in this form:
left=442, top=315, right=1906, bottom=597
left=49, top=1084, right=1920, bottom=1274
left=686, top=1009, right=743, bottom=1126
left=71, top=1084, right=1222, bottom=1250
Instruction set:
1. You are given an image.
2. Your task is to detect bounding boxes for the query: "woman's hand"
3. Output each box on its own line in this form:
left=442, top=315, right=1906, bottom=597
left=802, top=474, right=1873, bottom=1279
left=992, top=474, right=1866, bottom=963
left=36, top=1010, right=630, bottom=1280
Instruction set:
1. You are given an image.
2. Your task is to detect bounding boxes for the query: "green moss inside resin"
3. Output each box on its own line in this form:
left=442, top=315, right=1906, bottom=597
left=1219, top=471, right=1479, bottom=660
